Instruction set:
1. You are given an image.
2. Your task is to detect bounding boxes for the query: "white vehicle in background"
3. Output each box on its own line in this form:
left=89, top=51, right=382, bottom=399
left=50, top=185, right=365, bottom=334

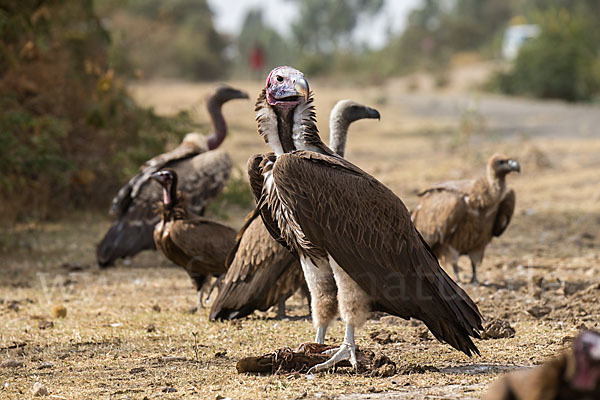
left=502, top=24, right=540, bottom=60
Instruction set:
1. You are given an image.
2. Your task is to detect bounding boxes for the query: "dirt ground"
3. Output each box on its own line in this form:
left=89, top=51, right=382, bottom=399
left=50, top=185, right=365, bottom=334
left=1, top=74, right=599, bottom=399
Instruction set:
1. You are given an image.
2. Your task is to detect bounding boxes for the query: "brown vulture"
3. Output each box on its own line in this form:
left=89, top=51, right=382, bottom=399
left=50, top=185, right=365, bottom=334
left=247, top=66, right=482, bottom=372
left=484, top=330, right=600, bottom=400
left=411, top=153, right=520, bottom=284
left=209, top=100, right=380, bottom=321
left=96, top=85, right=248, bottom=267
left=151, top=169, right=237, bottom=308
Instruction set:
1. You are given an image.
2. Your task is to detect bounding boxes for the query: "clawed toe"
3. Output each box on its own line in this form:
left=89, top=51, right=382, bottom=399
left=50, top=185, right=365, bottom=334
left=306, top=342, right=356, bottom=374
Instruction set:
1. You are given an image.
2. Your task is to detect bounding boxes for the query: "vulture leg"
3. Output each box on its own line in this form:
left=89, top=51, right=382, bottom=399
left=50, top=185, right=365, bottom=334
left=308, top=256, right=369, bottom=373
left=469, top=249, right=484, bottom=285
left=308, top=324, right=357, bottom=373
left=190, top=274, right=208, bottom=308
left=441, top=246, right=461, bottom=283
left=276, top=297, right=287, bottom=319
left=300, top=256, right=338, bottom=344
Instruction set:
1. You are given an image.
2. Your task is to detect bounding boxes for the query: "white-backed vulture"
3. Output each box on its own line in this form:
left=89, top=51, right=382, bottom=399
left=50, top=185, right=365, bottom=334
left=484, top=330, right=600, bottom=400
left=151, top=170, right=237, bottom=307
left=411, top=153, right=520, bottom=284
left=209, top=100, right=380, bottom=321
left=248, top=66, right=482, bottom=372
left=96, top=85, right=248, bottom=267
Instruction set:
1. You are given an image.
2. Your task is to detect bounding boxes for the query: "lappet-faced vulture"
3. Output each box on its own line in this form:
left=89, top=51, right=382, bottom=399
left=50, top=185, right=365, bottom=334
left=411, top=153, right=520, bottom=284
left=248, top=66, right=482, bottom=372
left=209, top=100, right=380, bottom=321
left=96, top=85, right=248, bottom=267
left=484, top=330, right=600, bottom=400
left=151, top=170, right=236, bottom=308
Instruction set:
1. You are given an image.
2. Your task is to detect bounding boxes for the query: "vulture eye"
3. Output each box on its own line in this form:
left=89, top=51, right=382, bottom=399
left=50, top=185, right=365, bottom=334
left=276, top=75, right=283, bottom=82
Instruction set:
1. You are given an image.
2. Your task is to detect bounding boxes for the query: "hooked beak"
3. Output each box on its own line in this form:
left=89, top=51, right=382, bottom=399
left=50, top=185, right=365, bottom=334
left=365, top=106, right=381, bottom=120
left=294, top=77, right=309, bottom=102
left=508, top=159, right=521, bottom=173
left=235, top=89, right=250, bottom=100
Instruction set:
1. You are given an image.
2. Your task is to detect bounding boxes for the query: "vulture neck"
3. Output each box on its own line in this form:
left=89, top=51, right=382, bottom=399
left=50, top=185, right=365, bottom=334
left=256, top=89, right=333, bottom=157
left=206, top=96, right=227, bottom=150
left=328, top=113, right=351, bottom=157
left=159, top=190, right=187, bottom=220
left=486, top=168, right=507, bottom=199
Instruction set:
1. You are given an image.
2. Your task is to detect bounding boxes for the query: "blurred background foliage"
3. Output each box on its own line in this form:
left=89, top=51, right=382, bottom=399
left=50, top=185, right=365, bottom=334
left=0, top=0, right=199, bottom=223
left=1, top=0, right=599, bottom=223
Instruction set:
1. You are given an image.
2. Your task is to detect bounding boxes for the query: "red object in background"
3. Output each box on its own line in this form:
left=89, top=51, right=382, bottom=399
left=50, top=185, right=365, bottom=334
left=249, top=45, right=265, bottom=72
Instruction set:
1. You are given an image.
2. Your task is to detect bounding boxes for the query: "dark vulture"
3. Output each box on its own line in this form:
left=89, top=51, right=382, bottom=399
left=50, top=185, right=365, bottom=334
left=96, top=85, right=248, bottom=267
left=248, top=66, right=482, bottom=372
left=209, top=100, right=380, bottom=321
left=484, top=330, right=600, bottom=400
left=411, top=153, right=520, bottom=284
left=151, top=170, right=237, bottom=308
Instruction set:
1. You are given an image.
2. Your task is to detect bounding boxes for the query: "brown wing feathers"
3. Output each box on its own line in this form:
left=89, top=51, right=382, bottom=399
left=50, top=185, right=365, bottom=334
left=273, top=152, right=482, bottom=356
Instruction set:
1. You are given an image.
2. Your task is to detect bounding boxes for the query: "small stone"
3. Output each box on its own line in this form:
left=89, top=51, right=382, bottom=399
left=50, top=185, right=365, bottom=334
left=38, top=320, right=54, bottom=330
left=1, top=359, right=24, bottom=368
left=129, top=367, right=146, bottom=374
left=528, top=305, right=552, bottom=318
left=32, top=382, right=48, bottom=396
left=51, top=305, right=67, bottom=318
left=38, top=362, right=53, bottom=369
left=214, top=351, right=227, bottom=358
left=374, top=363, right=396, bottom=377
left=482, top=319, right=516, bottom=339
left=7, top=301, right=19, bottom=312
left=152, top=304, right=161, bottom=312
left=162, top=387, right=177, bottom=393
left=146, top=324, right=156, bottom=333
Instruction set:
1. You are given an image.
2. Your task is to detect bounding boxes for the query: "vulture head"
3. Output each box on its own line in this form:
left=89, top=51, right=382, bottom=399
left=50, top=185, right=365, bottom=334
left=265, top=66, right=309, bottom=110
left=151, top=169, right=178, bottom=207
left=488, top=153, right=521, bottom=179
left=213, top=85, right=249, bottom=104
left=332, top=100, right=380, bottom=124
left=569, top=330, right=600, bottom=391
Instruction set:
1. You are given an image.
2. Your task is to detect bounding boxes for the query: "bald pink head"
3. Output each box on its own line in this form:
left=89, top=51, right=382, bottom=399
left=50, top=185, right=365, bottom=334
left=265, top=66, right=309, bottom=109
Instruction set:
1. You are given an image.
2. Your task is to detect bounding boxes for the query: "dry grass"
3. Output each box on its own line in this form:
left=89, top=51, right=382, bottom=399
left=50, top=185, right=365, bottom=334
left=1, top=78, right=599, bottom=399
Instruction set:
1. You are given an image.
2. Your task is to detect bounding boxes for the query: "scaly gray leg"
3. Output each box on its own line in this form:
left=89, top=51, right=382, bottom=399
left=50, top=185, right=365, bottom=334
left=315, top=325, right=328, bottom=344
left=276, top=297, right=287, bottom=319
left=308, top=324, right=357, bottom=373
left=470, top=261, right=479, bottom=285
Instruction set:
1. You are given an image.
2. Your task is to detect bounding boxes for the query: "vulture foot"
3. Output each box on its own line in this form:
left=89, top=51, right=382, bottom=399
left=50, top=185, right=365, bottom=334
left=308, top=324, right=357, bottom=373
left=307, top=342, right=357, bottom=373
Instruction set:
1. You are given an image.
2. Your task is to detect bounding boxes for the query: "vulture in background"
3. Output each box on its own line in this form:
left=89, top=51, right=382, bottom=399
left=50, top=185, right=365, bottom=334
left=484, top=330, right=600, bottom=400
left=411, top=153, right=520, bottom=284
left=96, top=85, right=248, bottom=267
left=151, top=170, right=237, bottom=308
left=209, top=100, right=380, bottom=321
left=248, top=66, right=482, bottom=373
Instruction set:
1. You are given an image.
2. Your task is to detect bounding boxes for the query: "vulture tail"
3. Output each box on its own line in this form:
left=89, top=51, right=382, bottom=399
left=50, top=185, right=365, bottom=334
left=96, top=218, right=157, bottom=267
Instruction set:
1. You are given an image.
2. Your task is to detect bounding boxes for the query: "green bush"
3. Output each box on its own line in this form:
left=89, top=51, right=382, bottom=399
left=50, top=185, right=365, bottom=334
left=0, top=0, right=199, bottom=223
left=494, top=9, right=600, bottom=102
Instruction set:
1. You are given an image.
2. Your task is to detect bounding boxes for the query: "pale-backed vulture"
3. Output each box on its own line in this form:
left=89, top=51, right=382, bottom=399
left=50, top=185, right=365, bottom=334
left=247, top=66, right=482, bottom=372
left=209, top=100, right=380, bottom=321
left=484, top=330, right=600, bottom=400
left=411, top=153, right=520, bottom=284
left=96, top=85, right=248, bottom=267
left=151, top=169, right=236, bottom=307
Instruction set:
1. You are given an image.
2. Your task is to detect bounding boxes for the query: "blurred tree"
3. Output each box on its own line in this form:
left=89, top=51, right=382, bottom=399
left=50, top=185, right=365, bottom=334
left=290, top=0, right=384, bottom=53
left=0, top=0, right=198, bottom=222
left=494, top=8, right=600, bottom=101
left=96, top=0, right=228, bottom=80
left=236, top=9, right=294, bottom=77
